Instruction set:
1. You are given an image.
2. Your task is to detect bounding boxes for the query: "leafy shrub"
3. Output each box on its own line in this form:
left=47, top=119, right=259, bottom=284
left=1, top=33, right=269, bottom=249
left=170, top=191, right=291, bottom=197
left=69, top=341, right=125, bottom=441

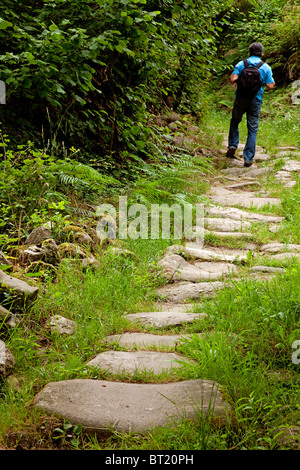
left=0, top=0, right=232, bottom=161
left=218, top=0, right=299, bottom=83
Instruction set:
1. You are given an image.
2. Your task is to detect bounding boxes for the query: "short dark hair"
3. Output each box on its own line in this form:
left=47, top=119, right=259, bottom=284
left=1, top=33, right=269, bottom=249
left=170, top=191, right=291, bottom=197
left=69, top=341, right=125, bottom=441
left=249, top=42, right=263, bottom=57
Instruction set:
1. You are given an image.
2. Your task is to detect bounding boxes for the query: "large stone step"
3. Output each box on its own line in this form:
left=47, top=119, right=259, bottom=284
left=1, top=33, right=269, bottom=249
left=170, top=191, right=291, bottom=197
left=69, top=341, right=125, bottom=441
left=204, top=217, right=252, bottom=232
left=105, top=331, right=203, bottom=349
left=209, top=187, right=281, bottom=209
left=33, top=379, right=230, bottom=435
left=166, top=244, right=247, bottom=263
left=205, top=205, right=283, bottom=224
left=86, top=350, right=194, bottom=375
left=126, top=311, right=206, bottom=328
left=157, top=281, right=224, bottom=303
left=158, top=254, right=239, bottom=282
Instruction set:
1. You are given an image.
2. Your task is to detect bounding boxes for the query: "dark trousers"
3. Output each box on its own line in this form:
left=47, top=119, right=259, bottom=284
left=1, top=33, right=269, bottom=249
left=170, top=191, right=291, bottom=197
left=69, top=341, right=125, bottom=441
left=228, top=96, right=262, bottom=162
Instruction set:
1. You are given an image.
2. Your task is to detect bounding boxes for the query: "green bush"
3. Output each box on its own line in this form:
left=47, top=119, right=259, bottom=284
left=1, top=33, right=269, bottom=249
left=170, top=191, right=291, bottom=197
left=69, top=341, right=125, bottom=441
left=217, top=0, right=299, bottom=83
left=0, top=0, right=231, bottom=161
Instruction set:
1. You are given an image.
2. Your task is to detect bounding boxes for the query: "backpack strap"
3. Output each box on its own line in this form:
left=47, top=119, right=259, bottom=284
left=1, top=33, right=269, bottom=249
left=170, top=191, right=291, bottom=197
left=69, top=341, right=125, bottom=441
left=256, top=61, right=264, bottom=69
left=243, top=59, right=264, bottom=69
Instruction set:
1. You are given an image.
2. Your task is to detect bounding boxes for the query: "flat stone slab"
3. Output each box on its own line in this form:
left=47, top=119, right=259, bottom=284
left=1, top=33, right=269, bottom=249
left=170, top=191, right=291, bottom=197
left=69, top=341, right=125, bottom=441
left=33, top=379, right=230, bottom=434
left=105, top=332, right=203, bottom=349
left=153, top=303, right=190, bottom=312
left=246, top=168, right=272, bottom=178
left=158, top=255, right=237, bottom=282
left=281, top=160, right=300, bottom=172
left=260, top=243, right=300, bottom=254
left=159, top=255, right=209, bottom=282
left=249, top=266, right=286, bottom=274
left=157, top=281, right=224, bottom=303
left=221, top=167, right=270, bottom=178
left=254, top=153, right=271, bottom=162
left=126, top=311, right=206, bottom=328
left=166, top=244, right=247, bottom=263
left=209, top=187, right=281, bottom=209
left=0, top=269, right=39, bottom=309
left=271, top=253, right=300, bottom=262
left=225, top=181, right=262, bottom=190
left=86, top=350, right=192, bottom=375
left=204, top=217, right=252, bottom=232
left=204, top=229, right=253, bottom=239
left=276, top=152, right=300, bottom=158
left=205, top=205, right=283, bottom=224
left=194, top=261, right=239, bottom=276
left=275, top=170, right=292, bottom=180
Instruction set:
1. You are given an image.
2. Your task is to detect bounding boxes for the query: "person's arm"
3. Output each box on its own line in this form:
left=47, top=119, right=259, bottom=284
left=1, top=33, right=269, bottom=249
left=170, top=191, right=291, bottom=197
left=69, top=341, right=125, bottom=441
left=266, top=82, right=275, bottom=90
left=230, top=74, right=239, bottom=84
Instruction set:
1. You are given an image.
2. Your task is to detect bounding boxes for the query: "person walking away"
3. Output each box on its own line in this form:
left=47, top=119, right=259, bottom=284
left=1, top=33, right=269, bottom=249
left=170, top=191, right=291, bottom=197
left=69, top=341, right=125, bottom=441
left=227, top=42, right=275, bottom=167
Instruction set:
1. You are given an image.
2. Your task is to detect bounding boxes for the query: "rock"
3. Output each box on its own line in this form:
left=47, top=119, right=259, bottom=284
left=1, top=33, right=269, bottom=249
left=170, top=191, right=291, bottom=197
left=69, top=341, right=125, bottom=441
left=23, top=245, right=45, bottom=263
left=271, top=253, right=300, bottom=262
left=25, top=260, right=58, bottom=277
left=105, top=332, right=203, bottom=349
left=6, top=375, right=22, bottom=392
left=168, top=122, right=178, bottom=131
left=194, top=261, right=239, bottom=277
left=254, top=153, right=271, bottom=162
left=281, top=160, right=300, bottom=172
left=62, top=225, right=95, bottom=247
left=276, top=151, right=300, bottom=158
left=209, top=186, right=281, bottom=209
left=158, top=255, right=209, bottom=282
left=291, top=82, right=300, bottom=105
left=249, top=266, right=286, bottom=274
left=0, top=269, right=39, bottom=309
left=86, top=350, right=194, bottom=375
left=33, top=379, right=230, bottom=434
left=166, top=244, right=247, bottom=263
left=58, top=243, right=88, bottom=259
left=0, top=340, right=15, bottom=378
left=205, top=205, right=283, bottom=224
left=25, top=225, right=53, bottom=245
left=246, top=167, right=272, bottom=178
left=126, top=311, right=206, bottom=328
left=157, top=281, right=224, bottom=303
left=260, top=243, right=300, bottom=254
left=152, top=116, right=168, bottom=127
left=274, top=425, right=300, bottom=449
left=24, top=239, right=60, bottom=266
left=0, top=251, right=13, bottom=267
left=204, top=229, right=253, bottom=239
left=47, top=315, right=76, bottom=335
left=204, top=217, right=252, bottom=232
left=0, top=305, right=20, bottom=328
left=225, top=181, right=262, bottom=190
left=292, top=80, right=300, bottom=90
left=189, top=125, right=200, bottom=133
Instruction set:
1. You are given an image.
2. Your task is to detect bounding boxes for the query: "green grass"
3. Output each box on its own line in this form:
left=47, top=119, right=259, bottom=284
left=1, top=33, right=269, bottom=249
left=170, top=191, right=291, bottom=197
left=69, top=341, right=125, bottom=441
left=2, top=83, right=300, bottom=451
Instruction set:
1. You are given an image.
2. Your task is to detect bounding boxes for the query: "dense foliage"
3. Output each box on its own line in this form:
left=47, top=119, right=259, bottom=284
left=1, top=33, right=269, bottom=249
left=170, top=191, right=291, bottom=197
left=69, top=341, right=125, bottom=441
left=0, top=0, right=232, bottom=160
left=219, top=0, right=300, bottom=84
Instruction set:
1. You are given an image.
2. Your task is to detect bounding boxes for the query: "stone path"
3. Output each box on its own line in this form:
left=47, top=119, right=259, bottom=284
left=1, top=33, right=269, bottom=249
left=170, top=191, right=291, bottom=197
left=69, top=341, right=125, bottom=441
left=33, top=137, right=300, bottom=437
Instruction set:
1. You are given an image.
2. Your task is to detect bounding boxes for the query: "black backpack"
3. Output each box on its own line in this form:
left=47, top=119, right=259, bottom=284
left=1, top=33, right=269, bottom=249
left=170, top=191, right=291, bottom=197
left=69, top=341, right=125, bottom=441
left=237, top=59, right=264, bottom=99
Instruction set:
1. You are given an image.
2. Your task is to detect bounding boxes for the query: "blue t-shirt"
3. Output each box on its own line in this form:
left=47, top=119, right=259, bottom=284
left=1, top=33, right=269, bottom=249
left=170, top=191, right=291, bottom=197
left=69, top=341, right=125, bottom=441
left=233, top=56, right=275, bottom=101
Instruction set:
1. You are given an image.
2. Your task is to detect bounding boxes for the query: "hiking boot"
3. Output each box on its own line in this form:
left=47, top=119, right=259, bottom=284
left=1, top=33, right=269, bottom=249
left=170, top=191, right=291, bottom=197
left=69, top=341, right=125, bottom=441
left=226, top=146, right=236, bottom=158
left=244, top=159, right=253, bottom=167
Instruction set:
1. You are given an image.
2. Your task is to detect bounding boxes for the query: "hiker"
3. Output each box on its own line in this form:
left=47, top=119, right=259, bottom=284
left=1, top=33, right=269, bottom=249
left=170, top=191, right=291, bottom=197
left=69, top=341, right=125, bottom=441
left=227, top=42, right=275, bottom=167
